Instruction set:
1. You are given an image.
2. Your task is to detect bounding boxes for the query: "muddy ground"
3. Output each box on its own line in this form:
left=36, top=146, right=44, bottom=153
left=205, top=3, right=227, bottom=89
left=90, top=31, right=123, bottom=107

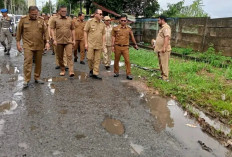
left=0, top=41, right=232, bottom=157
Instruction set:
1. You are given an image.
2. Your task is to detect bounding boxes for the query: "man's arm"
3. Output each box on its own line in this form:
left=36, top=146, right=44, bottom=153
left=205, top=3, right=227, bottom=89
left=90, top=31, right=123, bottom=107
left=43, top=21, right=50, bottom=50
left=84, top=31, right=88, bottom=50
left=72, top=29, right=76, bottom=46
left=16, top=19, right=23, bottom=52
left=162, top=36, right=170, bottom=53
left=129, top=30, right=138, bottom=50
left=111, top=36, right=115, bottom=52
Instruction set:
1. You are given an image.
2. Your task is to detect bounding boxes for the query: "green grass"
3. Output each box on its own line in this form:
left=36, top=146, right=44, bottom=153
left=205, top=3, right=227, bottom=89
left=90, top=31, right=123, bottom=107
left=126, top=48, right=232, bottom=123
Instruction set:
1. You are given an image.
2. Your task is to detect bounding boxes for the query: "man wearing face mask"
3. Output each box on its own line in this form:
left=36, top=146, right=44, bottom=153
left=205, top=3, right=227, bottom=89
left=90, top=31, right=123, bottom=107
left=84, top=9, right=106, bottom=80
left=16, top=6, right=50, bottom=88
left=154, top=15, right=171, bottom=82
left=50, top=6, right=76, bottom=77
left=0, top=9, right=13, bottom=55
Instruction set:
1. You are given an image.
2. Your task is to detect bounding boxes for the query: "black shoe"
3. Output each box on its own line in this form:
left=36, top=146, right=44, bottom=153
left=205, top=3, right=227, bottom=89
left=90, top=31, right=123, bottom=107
left=35, top=79, right=44, bottom=84
left=89, top=70, right=93, bottom=77
left=65, top=67, right=69, bottom=71
left=92, top=75, right=102, bottom=80
left=105, top=66, right=110, bottom=70
left=52, top=52, right=55, bottom=55
left=74, top=58, right=77, bottom=62
left=5, top=49, right=10, bottom=55
left=23, top=82, right=29, bottom=88
left=126, top=75, right=133, bottom=80
left=4, top=47, right=7, bottom=52
left=55, top=66, right=60, bottom=69
left=80, top=61, right=85, bottom=65
left=114, top=73, right=119, bottom=77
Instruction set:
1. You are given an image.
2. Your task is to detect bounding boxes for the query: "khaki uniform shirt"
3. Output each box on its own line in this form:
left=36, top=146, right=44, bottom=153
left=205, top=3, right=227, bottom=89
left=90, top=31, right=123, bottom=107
left=155, top=23, right=171, bottom=52
left=50, top=16, right=74, bottom=44
left=73, top=19, right=86, bottom=40
left=16, top=15, right=48, bottom=50
left=112, top=25, right=131, bottom=46
left=48, top=15, right=57, bottom=38
left=0, top=16, right=11, bottom=29
left=105, top=25, right=112, bottom=46
left=84, top=17, right=106, bottom=49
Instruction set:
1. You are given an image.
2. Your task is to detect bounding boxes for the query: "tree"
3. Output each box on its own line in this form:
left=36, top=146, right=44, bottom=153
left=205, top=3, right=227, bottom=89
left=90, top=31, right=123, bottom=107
left=161, top=0, right=208, bottom=17
left=42, top=1, right=54, bottom=14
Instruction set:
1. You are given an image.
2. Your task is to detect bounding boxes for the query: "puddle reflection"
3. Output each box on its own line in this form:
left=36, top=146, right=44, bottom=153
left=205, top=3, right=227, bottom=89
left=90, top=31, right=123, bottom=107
left=102, top=117, right=125, bottom=135
left=0, top=101, right=18, bottom=114
left=0, top=61, right=19, bottom=75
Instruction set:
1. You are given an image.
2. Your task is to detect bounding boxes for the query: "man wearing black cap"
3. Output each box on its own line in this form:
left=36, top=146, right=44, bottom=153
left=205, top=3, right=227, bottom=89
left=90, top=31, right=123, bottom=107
left=0, top=9, right=13, bottom=55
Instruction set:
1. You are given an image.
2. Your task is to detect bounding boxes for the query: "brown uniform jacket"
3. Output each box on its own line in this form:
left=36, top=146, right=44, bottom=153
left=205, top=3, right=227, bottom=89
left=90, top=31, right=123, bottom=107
left=50, top=16, right=75, bottom=44
left=16, top=15, right=48, bottom=50
left=155, top=23, right=172, bottom=52
left=112, top=24, right=132, bottom=46
left=73, top=19, right=86, bottom=40
left=84, top=18, right=106, bottom=49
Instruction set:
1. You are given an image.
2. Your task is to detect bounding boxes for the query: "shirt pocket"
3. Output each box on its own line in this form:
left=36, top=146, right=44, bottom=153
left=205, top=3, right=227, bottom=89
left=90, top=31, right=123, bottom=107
left=90, top=24, right=96, bottom=32
left=23, top=24, right=30, bottom=32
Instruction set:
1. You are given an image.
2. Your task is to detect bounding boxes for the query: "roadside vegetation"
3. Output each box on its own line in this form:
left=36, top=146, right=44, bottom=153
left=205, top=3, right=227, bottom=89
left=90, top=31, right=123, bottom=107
left=115, top=47, right=232, bottom=125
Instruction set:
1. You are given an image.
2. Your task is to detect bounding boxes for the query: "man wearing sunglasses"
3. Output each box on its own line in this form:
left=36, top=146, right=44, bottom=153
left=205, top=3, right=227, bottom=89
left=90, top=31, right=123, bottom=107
left=112, top=14, right=138, bottom=80
left=84, top=9, right=106, bottom=80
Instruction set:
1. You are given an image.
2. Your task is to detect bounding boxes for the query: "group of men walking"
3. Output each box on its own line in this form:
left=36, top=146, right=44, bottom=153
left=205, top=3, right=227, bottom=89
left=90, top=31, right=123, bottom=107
left=1, top=5, right=172, bottom=89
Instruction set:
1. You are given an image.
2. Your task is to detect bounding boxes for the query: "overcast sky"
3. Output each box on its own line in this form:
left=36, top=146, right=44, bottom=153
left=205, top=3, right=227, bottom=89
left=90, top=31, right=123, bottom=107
left=158, top=0, right=232, bottom=18
left=36, top=0, right=231, bottom=18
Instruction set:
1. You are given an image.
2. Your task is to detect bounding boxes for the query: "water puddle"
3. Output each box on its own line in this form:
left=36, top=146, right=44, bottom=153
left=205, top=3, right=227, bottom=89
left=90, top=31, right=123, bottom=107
left=44, top=77, right=68, bottom=82
left=73, top=71, right=88, bottom=81
left=58, top=109, right=68, bottom=114
left=102, top=117, right=125, bottom=135
left=48, top=83, right=58, bottom=95
left=123, top=81, right=232, bottom=156
left=0, top=101, right=18, bottom=114
left=0, top=61, right=19, bottom=74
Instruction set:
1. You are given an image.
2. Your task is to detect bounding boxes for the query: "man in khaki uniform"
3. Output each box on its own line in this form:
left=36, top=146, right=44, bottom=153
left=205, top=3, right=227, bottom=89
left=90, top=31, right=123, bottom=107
left=50, top=6, right=75, bottom=77
left=16, top=6, right=50, bottom=88
left=112, top=14, right=138, bottom=80
left=84, top=9, right=105, bottom=80
left=0, top=9, right=13, bottom=55
left=73, top=12, right=86, bottom=64
left=48, top=11, right=68, bottom=69
left=103, top=16, right=112, bottom=70
left=154, top=15, right=171, bottom=81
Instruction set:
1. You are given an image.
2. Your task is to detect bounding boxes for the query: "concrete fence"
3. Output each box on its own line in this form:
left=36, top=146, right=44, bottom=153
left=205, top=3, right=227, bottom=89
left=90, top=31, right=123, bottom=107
left=131, top=17, right=232, bottom=57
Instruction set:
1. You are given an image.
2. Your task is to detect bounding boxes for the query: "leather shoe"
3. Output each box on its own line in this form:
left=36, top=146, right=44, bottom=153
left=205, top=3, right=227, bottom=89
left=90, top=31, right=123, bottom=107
left=52, top=52, right=55, bottom=55
left=23, top=82, right=29, bottom=88
left=65, top=67, right=69, bottom=71
left=35, top=79, right=44, bottom=84
left=89, top=70, right=93, bottom=77
left=4, top=47, right=7, bottom=52
left=114, top=73, right=119, bottom=77
left=74, top=57, right=77, bottom=62
left=55, top=66, right=60, bottom=69
left=80, top=61, right=85, bottom=65
left=126, top=75, right=133, bottom=80
left=92, top=75, right=102, bottom=80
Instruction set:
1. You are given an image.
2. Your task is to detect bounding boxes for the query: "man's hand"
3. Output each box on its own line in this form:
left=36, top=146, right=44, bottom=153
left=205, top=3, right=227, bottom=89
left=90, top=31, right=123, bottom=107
left=85, top=44, right=88, bottom=51
left=134, top=44, right=138, bottom=50
left=112, top=45, right=115, bottom=52
left=17, top=43, right=23, bottom=52
left=161, top=47, right=166, bottom=53
left=53, top=40, right=57, bottom=46
left=73, top=40, right=76, bottom=47
left=45, top=43, right=50, bottom=51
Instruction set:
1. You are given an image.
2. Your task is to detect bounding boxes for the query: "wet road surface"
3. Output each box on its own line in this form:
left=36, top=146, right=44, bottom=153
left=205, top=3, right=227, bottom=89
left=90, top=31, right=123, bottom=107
left=0, top=41, right=232, bottom=157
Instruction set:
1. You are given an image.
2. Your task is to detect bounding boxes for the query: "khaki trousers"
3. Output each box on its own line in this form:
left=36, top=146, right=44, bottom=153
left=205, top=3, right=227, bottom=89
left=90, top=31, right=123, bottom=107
left=114, top=45, right=131, bottom=75
left=87, top=48, right=101, bottom=75
left=55, top=45, right=67, bottom=66
left=74, top=40, right=85, bottom=61
left=103, top=46, right=112, bottom=66
left=56, top=44, right=74, bottom=73
left=157, top=51, right=171, bottom=80
left=23, top=49, right=43, bottom=82
left=0, top=29, right=12, bottom=50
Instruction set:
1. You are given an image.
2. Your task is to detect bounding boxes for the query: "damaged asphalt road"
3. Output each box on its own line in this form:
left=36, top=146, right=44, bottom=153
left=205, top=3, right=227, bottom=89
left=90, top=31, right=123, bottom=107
left=0, top=41, right=232, bottom=157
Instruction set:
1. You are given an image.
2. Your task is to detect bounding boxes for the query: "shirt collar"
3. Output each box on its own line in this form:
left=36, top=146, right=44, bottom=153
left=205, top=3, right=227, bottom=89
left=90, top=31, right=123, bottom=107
left=162, top=23, right=168, bottom=28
